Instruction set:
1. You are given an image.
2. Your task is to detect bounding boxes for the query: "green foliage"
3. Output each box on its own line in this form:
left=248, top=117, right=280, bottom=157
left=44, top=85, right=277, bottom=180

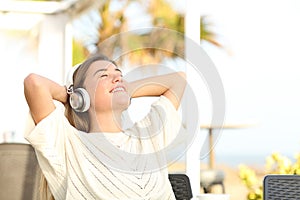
left=200, top=15, right=223, bottom=48
left=239, top=152, right=300, bottom=200
left=239, top=164, right=263, bottom=200
left=74, top=0, right=225, bottom=64
left=72, top=40, right=88, bottom=65
left=149, top=0, right=184, bottom=33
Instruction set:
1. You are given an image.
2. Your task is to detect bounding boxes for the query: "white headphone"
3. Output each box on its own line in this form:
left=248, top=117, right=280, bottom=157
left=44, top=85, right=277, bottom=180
left=65, top=63, right=90, bottom=113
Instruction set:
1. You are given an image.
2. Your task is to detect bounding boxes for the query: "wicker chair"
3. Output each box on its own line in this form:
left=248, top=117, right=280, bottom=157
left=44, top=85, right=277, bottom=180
left=263, top=174, right=300, bottom=200
left=169, top=174, right=193, bottom=200
left=0, top=143, right=41, bottom=200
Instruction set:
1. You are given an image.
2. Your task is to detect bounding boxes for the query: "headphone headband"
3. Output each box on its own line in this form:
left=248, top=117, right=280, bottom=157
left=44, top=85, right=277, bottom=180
left=65, top=63, right=82, bottom=91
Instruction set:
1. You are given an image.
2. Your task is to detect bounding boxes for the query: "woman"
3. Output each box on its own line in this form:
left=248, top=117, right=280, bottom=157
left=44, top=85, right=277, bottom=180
left=24, top=54, right=186, bottom=200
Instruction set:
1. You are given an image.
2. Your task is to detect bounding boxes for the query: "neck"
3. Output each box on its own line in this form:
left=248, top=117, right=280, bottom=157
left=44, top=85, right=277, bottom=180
left=89, top=110, right=123, bottom=133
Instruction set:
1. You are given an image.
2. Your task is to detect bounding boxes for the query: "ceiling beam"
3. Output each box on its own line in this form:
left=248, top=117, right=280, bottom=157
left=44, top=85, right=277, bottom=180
left=0, top=0, right=102, bottom=16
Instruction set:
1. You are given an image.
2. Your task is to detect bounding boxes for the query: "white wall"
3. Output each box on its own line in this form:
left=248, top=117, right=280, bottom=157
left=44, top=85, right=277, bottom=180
left=0, top=12, right=71, bottom=142
left=0, top=29, right=38, bottom=142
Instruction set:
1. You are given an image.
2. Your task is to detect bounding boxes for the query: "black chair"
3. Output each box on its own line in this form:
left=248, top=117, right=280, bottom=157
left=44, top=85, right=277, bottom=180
left=263, top=174, right=300, bottom=200
left=169, top=174, right=193, bottom=200
left=0, top=143, right=41, bottom=200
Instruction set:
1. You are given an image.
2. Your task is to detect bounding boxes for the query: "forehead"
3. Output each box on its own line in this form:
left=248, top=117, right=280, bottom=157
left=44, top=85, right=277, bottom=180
left=88, top=60, right=118, bottom=73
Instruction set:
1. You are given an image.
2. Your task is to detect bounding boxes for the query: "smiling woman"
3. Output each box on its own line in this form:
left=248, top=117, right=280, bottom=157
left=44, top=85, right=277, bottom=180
left=24, top=53, right=187, bottom=200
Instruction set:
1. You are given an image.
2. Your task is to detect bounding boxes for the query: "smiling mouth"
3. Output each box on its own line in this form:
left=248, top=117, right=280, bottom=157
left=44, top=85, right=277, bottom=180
left=111, top=86, right=126, bottom=93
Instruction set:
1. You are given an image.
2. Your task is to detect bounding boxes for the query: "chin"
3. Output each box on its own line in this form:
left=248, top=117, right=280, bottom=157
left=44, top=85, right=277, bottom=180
left=112, top=94, right=131, bottom=110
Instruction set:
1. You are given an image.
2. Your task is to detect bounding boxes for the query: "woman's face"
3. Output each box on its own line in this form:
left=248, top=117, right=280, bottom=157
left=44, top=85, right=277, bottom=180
left=84, top=60, right=130, bottom=113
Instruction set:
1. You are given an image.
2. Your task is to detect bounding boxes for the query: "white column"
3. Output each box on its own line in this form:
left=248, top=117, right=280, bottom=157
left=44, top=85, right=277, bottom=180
left=185, top=0, right=201, bottom=197
left=38, top=13, right=72, bottom=84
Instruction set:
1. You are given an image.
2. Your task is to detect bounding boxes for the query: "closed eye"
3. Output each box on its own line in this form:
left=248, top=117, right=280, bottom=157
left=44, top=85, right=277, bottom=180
left=96, top=72, right=108, bottom=79
left=93, top=68, right=122, bottom=78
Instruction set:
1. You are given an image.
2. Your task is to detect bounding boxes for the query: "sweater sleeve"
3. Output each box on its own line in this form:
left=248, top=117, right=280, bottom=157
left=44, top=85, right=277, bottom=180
left=24, top=101, right=76, bottom=190
left=133, top=96, right=186, bottom=149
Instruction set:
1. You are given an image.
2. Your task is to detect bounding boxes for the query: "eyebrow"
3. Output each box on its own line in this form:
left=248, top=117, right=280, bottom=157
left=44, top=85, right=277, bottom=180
left=93, top=68, right=122, bottom=76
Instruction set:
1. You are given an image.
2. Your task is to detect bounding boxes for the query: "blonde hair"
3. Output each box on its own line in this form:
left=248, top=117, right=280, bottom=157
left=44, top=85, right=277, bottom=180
left=40, top=175, right=54, bottom=200
left=40, top=54, right=116, bottom=199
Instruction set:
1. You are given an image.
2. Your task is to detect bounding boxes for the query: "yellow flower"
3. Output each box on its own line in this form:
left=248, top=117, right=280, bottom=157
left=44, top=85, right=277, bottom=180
left=240, top=150, right=300, bottom=200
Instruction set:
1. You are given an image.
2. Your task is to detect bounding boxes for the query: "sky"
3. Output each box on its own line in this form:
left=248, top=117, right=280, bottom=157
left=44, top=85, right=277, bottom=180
left=197, top=0, right=300, bottom=166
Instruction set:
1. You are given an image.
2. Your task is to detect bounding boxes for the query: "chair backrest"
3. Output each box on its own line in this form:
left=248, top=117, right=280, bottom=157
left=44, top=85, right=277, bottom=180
left=0, top=143, right=41, bottom=200
left=168, top=174, right=193, bottom=200
left=263, top=174, right=300, bottom=200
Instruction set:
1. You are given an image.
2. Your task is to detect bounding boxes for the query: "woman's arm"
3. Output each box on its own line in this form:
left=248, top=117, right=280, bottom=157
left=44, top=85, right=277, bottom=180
left=24, top=73, right=67, bottom=124
left=127, top=72, right=186, bottom=109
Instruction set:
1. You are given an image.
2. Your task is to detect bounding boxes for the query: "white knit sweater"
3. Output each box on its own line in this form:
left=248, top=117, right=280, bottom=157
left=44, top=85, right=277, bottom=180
left=25, top=96, right=185, bottom=200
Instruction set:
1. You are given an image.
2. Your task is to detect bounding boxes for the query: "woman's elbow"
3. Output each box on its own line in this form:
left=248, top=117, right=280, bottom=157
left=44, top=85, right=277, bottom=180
left=24, top=73, right=44, bottom=96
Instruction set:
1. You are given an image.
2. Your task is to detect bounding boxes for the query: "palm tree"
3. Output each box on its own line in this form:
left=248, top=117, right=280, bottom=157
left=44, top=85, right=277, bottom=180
left=200, top=15, right=223, bottom=48
left=73, top=0, right=225, bottom=65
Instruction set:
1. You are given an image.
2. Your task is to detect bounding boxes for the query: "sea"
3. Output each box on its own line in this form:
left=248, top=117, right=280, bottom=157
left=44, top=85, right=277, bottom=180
left=211, top=153, right=297, bottom=169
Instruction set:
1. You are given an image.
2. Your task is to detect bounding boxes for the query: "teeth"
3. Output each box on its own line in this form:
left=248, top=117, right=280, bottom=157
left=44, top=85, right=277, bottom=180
left=112, top=87, right=125, bottom=93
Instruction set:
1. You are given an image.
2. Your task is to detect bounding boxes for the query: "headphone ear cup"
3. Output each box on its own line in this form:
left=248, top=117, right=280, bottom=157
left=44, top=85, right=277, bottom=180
left=69, top=88, right=90, bottom=112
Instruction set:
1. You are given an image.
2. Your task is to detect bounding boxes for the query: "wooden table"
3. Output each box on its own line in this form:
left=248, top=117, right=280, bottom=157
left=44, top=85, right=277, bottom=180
left=200, top=123, right=253, bottom=169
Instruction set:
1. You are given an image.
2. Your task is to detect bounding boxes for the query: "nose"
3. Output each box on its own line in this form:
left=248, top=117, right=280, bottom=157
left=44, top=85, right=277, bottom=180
left=112, top=73, right=122, bottom=83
